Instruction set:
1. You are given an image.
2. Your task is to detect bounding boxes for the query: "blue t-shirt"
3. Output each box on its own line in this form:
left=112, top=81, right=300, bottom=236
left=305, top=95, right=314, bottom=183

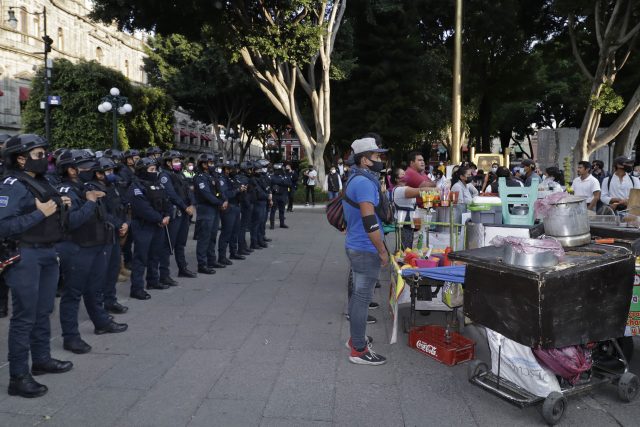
left=343, top=174, right=382, bottom=253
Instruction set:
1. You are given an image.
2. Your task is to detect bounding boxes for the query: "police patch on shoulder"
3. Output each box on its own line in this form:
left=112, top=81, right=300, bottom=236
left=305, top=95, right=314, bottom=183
left=2, top=177, right=18, bottom=185
left=199, top=182, right=205, bottom=189
left=0, top=196, right=8, bottom=207
left=160, top=176, right=169, bottom=184
left=133, top=188, right=143, bottom=196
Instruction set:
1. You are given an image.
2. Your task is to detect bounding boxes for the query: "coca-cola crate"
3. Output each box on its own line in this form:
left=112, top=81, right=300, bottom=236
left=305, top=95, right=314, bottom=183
left=408, top=325, right=475, bottom=366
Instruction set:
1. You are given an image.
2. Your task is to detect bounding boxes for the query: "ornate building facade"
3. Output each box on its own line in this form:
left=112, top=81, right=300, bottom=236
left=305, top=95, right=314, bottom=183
left=0, top=0, right=147, bottom=134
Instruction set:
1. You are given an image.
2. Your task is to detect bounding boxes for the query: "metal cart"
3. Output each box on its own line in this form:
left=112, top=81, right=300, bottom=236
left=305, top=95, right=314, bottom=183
left=467, top=338, right=639, bottom=425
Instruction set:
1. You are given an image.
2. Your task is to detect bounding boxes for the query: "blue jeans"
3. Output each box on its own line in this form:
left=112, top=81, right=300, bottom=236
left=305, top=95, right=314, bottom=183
left=328, top=191, right=338, bottom=200
left=346, top=248, right=381, bottom=350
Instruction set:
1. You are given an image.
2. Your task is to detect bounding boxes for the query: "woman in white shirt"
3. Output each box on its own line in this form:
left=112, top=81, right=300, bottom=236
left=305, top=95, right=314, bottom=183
left=391, top=168, right=424, bottom=250
left=450, top=166, right=474, bottom=205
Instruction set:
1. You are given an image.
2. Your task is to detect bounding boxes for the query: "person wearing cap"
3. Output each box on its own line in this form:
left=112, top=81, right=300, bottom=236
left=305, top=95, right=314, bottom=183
left=0, top=134, right=74, bottom=397
left=343, top=137, right=388, bottom=366
left=84, top=157, right=130, bottom=315
left=158, top=151, right=197, bottom=280
left=600, top=156, right=640, bottom=211
left=55, top=150, right=128, bottom=356
left=269, top=163, right=292, bottom=228
left=520, top=159, right=540, bottom=187
left=129, top=157, right=173, bottom=298
left=193, top=154, right=226, bottom=274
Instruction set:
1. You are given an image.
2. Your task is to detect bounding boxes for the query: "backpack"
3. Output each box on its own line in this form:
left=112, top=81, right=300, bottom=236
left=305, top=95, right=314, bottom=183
left=325, top=171, right=394, bottom=232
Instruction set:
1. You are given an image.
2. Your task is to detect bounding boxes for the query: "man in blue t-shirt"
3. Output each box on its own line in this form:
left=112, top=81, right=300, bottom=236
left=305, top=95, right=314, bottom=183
left=343, top=137, right=388, bottom=365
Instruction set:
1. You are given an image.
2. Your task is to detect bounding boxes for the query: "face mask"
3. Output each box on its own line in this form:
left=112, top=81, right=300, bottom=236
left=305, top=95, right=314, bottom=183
left=634, top=171, right=640, bottom=177
left=172, top=163, right=183, bottom=172
left=140, top=170, right=158, bottom=181
left=471, top=170, right=477, bottom=176
left=24, top=157, right=49, bottom=176
left=105, top=173, right=118, bottom=183
left=78, top=170, right=94, bottom=182
left=187, top=165, right=194, bottom=171
left=366, top=157, right=385, bottom=173
left=491, top=167, right=497, bottom=173
left=547, top=176, right=555, bottom=182
left=215, top=167, right=223, bottom=174
left=330, top=169, right=336, bottom=174
left=624, top=165, right=633, bottom=173
left=208, top=166, right=216, bottom=174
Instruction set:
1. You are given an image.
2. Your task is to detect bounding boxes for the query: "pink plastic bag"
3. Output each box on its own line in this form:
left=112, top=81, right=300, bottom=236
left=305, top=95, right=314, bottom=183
left=533, top=345, right=592, bottom=385
left=490, top=236, right=565, bottom=258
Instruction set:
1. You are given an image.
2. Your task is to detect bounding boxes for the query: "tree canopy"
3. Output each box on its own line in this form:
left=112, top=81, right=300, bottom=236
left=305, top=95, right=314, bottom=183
left=23, top=58, right=174, bottom=151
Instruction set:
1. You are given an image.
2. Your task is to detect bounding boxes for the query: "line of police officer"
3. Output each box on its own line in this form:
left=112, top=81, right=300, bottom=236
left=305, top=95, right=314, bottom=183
left=0, top=133, right=294, bottom=398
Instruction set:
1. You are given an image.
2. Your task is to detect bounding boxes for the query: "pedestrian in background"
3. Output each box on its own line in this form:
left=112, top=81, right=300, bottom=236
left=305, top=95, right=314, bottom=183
left=325, top=165, right=342, bottom=200
left=303, top=166, right=317, bottom=206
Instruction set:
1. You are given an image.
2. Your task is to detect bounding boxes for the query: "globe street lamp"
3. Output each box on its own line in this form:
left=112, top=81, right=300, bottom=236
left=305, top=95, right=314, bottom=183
left=8, top=6, right=53, bottom=144
left=98, top=87, right=132, bottom=150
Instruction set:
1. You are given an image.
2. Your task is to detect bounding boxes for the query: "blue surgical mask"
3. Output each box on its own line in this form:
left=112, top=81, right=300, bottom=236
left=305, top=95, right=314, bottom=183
left=105, top=173, right=118, bottom=183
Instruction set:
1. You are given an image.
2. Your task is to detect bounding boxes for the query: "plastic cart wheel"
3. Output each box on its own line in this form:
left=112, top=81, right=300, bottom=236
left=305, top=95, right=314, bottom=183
left=617, top=372, right=640, bottom=403
left=541, top=392, right=567, bottom=426
left=467, top=360, right=488, bottom=381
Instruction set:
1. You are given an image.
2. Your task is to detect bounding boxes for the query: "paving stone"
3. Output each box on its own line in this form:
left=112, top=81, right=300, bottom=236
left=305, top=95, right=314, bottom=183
left=260, top=417, right=332, bottom=427
left=189, top=398, right=265, bottom=427
left=209, top=362, right=280, bottom=402
left=264, top=379, right=334, bottom=421
left=117, top=349, right=234, bottom=427
left=334, top=382, right=404, bottom=427
left=44, top=386, right=142, bottom=427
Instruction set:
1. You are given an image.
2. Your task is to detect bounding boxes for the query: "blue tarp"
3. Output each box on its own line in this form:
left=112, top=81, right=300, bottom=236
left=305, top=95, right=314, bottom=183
left=400, top=265, right=466, bottom=283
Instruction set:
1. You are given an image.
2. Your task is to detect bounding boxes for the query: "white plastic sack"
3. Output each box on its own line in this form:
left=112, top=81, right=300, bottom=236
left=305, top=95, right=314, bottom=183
left=486, top=329, right=561, bottom=398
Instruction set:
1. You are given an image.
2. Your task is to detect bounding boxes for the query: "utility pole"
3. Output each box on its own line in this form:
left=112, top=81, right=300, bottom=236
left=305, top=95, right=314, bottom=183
left=451, top=0, right=463, bottom=164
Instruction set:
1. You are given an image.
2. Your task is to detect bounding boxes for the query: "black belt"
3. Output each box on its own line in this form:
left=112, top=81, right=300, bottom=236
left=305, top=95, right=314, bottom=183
left=19, top=242, right=56, bottom=249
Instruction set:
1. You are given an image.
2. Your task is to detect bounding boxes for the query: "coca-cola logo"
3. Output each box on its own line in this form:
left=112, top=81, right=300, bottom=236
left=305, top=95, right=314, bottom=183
left=416, top=340, right=437, bottom=356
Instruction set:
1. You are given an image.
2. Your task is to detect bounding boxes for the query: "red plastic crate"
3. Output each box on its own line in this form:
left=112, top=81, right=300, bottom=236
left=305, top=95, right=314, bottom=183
left=408, top=325, right=475, bottom=366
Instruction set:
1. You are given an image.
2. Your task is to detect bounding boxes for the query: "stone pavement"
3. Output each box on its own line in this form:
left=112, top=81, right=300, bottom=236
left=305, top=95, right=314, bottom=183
left=0, top=207, right=639, bottom=426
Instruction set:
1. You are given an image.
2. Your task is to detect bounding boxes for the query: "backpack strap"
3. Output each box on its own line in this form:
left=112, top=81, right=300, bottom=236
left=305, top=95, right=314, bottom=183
left=342, top=172, right=380, bottom=209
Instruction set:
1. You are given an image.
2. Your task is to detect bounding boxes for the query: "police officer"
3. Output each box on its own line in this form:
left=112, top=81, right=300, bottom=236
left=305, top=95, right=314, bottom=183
left=145, top=146, right=163, bottom=164
left=236, top=161, right=255, bottom=256
left=85, top=157, right=129, bottom=314
left=119, top=149, right=140, bottom=270
left=0, top=134, right=10, bottom=319
left=285, top=163, right=298, bottom=212
left=258, top=160, right=273, bottom=244
left=159, top=150, right=197, bottom=279
left=129, top=158, right=172, bottom=300
left=0, top=134, right=73, bottom=398
left=269, top=163, right=292, bottom=229
left=250, top=161, right=270, bottom=249
left=218, top=160, right=245, bottom=263
left=193, top=153, right=226, bottom=274
left=45, top=147, right=67, bottom=186
left=55, top=150, right=128, bottom=355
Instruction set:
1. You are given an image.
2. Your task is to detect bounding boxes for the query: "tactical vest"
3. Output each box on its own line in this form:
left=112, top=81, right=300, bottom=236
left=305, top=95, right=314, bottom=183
left=254, top=175, right=269, bottom=201
left=141, top=180, right=168, bottom=214
left=169, top=170, right=190, bottom=203
left=12, top=171, right=66, bottom=244
left=64, top=181, right=114, bottom=247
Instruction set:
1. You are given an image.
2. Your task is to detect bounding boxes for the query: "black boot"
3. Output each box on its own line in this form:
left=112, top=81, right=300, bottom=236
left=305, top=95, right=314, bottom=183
left=280, top=223, right=289, bottom=228
left=250, top=242, right=263, bottom=250
left=270, top=222, right=275, bottom=230
left=31, top=358, right=73, bottom=375
left=230, top=253, right=246, bottom=260
left=8, top=374, right=48, bottom=398
left=197, top=266, right=216, bottom=275
left=208, top=260, right=226, bottom=268
left=178, top=268, right=197, bottom=278
left=218, top=257, right=233, bottom=266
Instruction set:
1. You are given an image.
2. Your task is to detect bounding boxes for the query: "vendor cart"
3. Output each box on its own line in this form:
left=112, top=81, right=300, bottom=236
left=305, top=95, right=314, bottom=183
left=449, top=244, right=640, bottom=425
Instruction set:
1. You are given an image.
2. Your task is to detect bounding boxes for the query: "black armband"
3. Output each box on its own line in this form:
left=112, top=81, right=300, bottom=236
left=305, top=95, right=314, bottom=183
left=362, top=215, right=379, bottom=233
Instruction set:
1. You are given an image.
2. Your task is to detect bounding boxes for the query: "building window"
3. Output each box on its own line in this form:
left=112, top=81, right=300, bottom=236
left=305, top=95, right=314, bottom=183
left=124, top=60, right=129, bottom=77
left=33, top=17, right=40, bottom=37
left=19, top=8, right=28, bottom=34
left=57, top=28, right=64, bottom=50
left=96, top=47, right=104, bottom=63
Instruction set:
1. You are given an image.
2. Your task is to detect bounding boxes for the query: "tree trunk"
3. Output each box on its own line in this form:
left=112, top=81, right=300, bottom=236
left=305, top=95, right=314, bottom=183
left=613, top=110, right=640, bottom=158
left=479, top=94, right=492, bottom=153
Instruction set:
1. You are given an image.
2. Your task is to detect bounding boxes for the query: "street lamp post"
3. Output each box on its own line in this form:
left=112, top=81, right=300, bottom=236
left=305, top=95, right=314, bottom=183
left=97, top=87, right=132, bottom=150
left=8, top=6, right=53, bottom=144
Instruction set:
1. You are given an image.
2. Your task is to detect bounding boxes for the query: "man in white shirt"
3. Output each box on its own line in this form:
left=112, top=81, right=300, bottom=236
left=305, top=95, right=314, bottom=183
left=572, top=161, right=601, bottom=211
left=601, top=156, right=639, bottom=211
left=303, top=166, right=318, bottom=206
